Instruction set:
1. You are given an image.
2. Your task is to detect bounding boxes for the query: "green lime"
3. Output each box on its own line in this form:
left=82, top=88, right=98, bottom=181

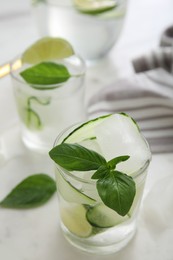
left=22, top=37, right=75, bottom=64
left=74, top=0, right=117, bottom=15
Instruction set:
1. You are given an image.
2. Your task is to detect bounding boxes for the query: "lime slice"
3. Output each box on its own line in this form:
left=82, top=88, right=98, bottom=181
left=22, top=37, right=74, bottom=64
left=74, top=0, right=117, bottom=15
left=61, top=205, right=92, bottom=238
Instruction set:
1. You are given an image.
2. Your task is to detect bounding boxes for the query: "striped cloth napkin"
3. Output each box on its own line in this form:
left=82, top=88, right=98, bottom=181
left=88, top=26, right=173, bottom=154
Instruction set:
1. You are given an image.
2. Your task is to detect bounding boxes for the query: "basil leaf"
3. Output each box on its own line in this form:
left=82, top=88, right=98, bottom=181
left=49, top=142, right=134, bottom=217
left=96, top=171, right=136, bottom=216
left=0, top=174, right=56, bottom=209
left=91, top=165, right=110, bottom=179
left=20, top=62, right=71, bottom=86
left=107, top=155, right=130, bottom=170
left=49, top=143, right=107, bottom=171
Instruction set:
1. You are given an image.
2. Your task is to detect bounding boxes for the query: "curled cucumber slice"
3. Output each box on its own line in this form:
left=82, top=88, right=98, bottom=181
left=55, top=169, right=96, bottom=205
left=63, top=114, right=112, bottom=143
left=24, top=108, right=42, bottom=130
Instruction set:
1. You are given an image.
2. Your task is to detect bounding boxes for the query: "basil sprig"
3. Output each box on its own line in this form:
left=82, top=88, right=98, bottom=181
left=0, top=174, right=56, bottom=209
left=49, top=144, right=136, bottom=216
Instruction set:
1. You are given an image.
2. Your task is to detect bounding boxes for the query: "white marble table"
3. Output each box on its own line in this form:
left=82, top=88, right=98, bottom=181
left=0, top=1, right=173, bottom=260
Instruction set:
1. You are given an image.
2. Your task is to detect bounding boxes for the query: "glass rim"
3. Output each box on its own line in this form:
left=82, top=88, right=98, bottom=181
left=10, top=54, right=86, bottom=89
left=53, top=122, right=152, bottom=185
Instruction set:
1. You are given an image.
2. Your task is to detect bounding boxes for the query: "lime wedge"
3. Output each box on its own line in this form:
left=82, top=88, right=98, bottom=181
left=74, top=0, right=117, bottom=15
left=22, top=37, right=74, bottom=64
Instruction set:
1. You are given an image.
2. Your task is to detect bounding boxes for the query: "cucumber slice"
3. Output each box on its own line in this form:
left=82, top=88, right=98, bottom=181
left=21, top=96, right=50, bottom=130
left=55, top=169, right=96, bottom=205
left=61, top=204, right=92, bottom=238
left=86, top=203, right=128, bottom=228
left=63, top=114, right=112, bottom=143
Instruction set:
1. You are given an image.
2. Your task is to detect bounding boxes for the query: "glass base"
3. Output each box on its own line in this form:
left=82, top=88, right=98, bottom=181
left=61, top=221, right=137, bottom=255
left=22, top=133, right=51, bottom=153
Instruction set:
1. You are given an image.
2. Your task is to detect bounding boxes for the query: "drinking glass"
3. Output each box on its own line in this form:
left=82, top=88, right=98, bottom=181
left=10, top=55, right=86, bottom=152
left=31, top=0, right=128, bottom=62
left=51, top=122, right=151, bottom=254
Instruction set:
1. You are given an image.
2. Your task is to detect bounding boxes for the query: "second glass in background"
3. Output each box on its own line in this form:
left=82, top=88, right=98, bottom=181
left=32, top=0, right=128, bottom=62
left=10, top=54, right=86, bottom=152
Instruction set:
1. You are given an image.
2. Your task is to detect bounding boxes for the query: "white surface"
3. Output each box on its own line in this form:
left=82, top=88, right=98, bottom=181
left=0, top=0, right=173, bottom=259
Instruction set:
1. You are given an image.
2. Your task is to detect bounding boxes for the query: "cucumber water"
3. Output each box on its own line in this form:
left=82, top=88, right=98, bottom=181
left=11, top=44, right=86, bottom=151
left=52, top=113, right=151, bottom=254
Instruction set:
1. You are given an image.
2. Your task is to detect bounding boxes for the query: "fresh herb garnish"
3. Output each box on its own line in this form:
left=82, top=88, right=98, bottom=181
left=49, top=144, right=136, bottom=216
left=0, top=174, right=56, bottom=209
left=96, top=171, right=136, bottom=216
left=49, top=143, right=107, bottom=171
left=20, top=62, right=71, bottom=86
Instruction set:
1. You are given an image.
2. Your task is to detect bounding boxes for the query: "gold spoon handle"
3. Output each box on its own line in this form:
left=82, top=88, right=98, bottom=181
left=0, top=59, right=22, bottom=78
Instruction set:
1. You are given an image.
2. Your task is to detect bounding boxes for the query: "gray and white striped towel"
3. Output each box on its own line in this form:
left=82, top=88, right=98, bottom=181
left=133, top=25, right=173, bottom=73
left=88, top=26, right=173, bottom=154
left=88, top=68, right=173, bottom=154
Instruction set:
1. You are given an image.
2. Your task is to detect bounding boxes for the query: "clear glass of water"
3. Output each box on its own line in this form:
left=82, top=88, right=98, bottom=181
left=31, top=0, right=128, bottom=62
left=10, top=55, right=86, bottom=152
left=50, top=114, right=151, bottom=254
